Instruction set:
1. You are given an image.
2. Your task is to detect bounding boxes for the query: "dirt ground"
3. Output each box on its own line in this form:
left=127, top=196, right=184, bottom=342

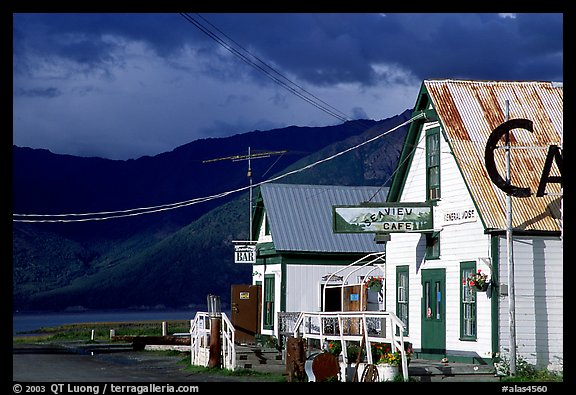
left=12, top=342, right=282, bottom=383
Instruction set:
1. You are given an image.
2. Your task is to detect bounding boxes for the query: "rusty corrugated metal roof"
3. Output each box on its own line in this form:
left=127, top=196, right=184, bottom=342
left=424, top=79, right=563, bottom=232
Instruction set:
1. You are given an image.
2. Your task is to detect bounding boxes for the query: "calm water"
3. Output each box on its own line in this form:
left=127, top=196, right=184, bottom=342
left=12, top=309, right=201, bottom=335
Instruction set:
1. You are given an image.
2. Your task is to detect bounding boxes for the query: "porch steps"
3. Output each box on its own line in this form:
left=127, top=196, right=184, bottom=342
left=234, top=345, right=286, bottom=375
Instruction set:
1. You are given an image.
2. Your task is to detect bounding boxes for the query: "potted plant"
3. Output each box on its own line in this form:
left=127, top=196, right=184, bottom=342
left=346, top=342, right=361, bottom=363
left=465, top=269, right=490, bottom=291
left=371, top=342, right=401, bottom=381
left=326, top=340, right=342, bottom=356
left=364, top=276, right=384, bottom=292
left=337, top=341, right=363, bottom=381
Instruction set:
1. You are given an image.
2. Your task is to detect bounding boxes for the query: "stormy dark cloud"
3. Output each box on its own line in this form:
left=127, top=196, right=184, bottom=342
left=13, top=13, right=563, bottom=159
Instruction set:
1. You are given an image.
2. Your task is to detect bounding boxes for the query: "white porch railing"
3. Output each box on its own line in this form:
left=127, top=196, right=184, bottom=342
left=190, top=312, right=237, bottom=370
left=292, top=311, right=409, bottom=381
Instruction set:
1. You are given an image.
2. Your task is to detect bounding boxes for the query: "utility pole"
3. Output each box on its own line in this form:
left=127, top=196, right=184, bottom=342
left=248, top=147, right=253, bottom=241
left=203, top=148, right=287, bottom=241
left=504, top=100, right=517, bottom=376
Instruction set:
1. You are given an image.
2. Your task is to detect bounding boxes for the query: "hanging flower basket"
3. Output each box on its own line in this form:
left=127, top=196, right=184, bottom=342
left=369, top=283, right=382, bottom=293
left=364, top=276, right=383, bottom=292
left=465, top=270, right=489, bottom=292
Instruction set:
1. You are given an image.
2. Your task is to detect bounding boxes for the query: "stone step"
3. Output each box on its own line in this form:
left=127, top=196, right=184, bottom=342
left=238, top=356, right=284, bottom=364
left=234, top=346, right=285, bottom=373
left=414, top=373, right=500, bottom=382
left=236, top=362, right=286, bottom=374
left=407, top=358, right=499, bottom=382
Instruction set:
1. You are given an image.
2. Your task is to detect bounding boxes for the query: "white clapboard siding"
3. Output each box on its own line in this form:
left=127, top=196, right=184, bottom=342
left=386, top=121, right=493, bottom=356
left=497, top=235, right=563, bottom=371
left=385, top=122, right=429, bottom=346
left=285, top=264, right=384, bottom=313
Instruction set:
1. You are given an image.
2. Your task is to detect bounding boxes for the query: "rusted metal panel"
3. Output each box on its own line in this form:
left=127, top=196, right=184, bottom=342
left=424, top=80, right=562, bottom=232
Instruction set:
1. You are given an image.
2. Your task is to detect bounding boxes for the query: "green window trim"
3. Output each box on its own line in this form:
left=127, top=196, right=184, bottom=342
left=426, top=127, right=441, bottom=201
left=460, top=261, right=477, bottom=340
left=425, top=232, right=440, bottom=259
left=263, top=274, right=275, bottom=330
left=396, top=265, right=409, bottom=336
left=264, top=213, right=271, bottom=236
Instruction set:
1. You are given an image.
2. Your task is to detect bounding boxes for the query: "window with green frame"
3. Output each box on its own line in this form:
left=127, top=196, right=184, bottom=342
left=396, top=266, right=409, bottom=336
left=264, top=212, right=271, bottom=236
left=460, top=261, right=477, bottom=340
left=426, top=127, right=441, bottom=201
left=426, top=232, right=440, bottom=259
left=263, top=275, right=275, bottom=330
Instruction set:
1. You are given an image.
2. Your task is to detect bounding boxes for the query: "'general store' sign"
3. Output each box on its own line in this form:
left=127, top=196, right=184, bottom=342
left=333, top=203, right=433, bottom=233
left=442, top=207, right=477, bottom=226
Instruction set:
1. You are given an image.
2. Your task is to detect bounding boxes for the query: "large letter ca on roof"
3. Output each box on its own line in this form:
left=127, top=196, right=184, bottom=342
left=484, top=118, right=563, bottom=198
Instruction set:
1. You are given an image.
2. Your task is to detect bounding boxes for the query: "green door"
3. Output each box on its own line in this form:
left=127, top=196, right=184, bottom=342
left=263, top=275, right=275, bottom=330
left=421, top=268, right=446, bottom=358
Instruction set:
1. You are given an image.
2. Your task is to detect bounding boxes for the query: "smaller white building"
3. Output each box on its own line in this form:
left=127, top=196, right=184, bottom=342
left=251, top=183, right=388, bottom=338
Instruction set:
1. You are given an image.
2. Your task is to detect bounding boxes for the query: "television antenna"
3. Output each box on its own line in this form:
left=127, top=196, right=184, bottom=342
left=203, top=147, right=287, bottom=241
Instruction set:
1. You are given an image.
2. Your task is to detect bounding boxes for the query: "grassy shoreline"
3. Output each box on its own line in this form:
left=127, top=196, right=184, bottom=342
left=13, top=319, right=191, bottom=343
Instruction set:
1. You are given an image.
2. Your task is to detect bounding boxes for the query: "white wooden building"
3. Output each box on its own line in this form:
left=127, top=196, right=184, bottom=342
left=382, top=79, right=563, bottom=371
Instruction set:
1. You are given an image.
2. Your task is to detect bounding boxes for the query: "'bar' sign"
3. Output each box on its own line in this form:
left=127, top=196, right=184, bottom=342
left=234, top=244, right=256, bottom=264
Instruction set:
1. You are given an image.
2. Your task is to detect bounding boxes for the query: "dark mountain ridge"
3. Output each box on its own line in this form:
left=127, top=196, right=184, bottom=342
left=13, top=118, right=383, bottom=240
left=12, top=110, right=412, bottom=312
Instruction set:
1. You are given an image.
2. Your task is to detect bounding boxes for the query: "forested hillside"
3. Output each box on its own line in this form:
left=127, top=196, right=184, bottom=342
left=13, top=110, right=412, bottom=311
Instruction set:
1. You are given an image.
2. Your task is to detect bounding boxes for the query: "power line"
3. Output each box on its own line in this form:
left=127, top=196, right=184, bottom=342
left=203, top=147, right=288, bottom=242
left=193, top=13, right=350, bottom=123
left=13, top=113, right=424, bottom=223
left=180, top=13, right=351, bottom=124
left=366, top=132, right=427, bottom=203
left=180, top=13, right=381, bottom=141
